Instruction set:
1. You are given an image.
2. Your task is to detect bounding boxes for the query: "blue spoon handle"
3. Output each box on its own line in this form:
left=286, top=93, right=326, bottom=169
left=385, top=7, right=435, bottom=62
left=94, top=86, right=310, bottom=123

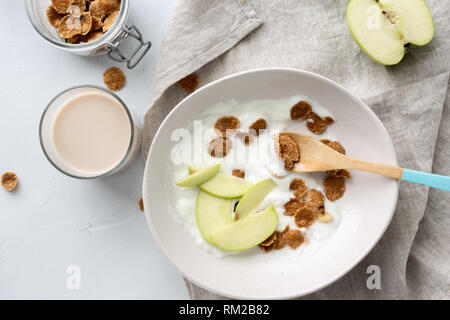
left=402, top=169, right=450, bottom=191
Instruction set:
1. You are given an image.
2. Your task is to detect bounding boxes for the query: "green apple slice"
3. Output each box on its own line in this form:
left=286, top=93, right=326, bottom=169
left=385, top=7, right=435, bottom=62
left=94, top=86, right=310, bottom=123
left=234, top=179, right=277, bottom=221
left=347, top=0, right=434, bottom=65
left=196, top=191, right=233, bottom=244
left=189, top=166, right=202, bottom=174
left=175, top=164, right=220, bottom=187
left=211, top=207, right=278, bottom=252
left=200, top=173, right=253, bottom=199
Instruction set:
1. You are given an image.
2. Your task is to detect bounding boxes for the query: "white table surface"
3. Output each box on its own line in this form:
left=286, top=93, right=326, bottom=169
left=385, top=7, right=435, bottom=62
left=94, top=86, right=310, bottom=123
left=0, top=0, right=190, bottom=299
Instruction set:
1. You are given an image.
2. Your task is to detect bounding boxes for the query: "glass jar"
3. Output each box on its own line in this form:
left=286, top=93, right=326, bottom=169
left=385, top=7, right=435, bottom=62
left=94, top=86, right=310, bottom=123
left=25, top=0, right=151, bottom=68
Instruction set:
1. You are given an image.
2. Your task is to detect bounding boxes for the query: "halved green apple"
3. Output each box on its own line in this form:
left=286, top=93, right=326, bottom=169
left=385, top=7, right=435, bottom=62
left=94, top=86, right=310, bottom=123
left=347, top=0, right=434, bottom=65
left=176, top=164, right=220, bottom=187
left=211, top=207, right=278, bottom=251
left=196, top=191, right=233, bottom=244
left=200, top=173, right=253, bottom=199
left=234, top=179, right=277, bottom=221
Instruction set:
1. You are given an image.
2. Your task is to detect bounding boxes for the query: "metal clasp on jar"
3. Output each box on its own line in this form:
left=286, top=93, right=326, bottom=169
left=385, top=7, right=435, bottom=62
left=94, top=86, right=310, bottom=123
left=107, top=25, right=151, bottom=69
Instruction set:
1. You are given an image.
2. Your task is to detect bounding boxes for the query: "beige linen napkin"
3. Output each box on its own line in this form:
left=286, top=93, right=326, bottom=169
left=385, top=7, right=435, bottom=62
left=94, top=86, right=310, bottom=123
left=143, top=0, right=450, bottom=299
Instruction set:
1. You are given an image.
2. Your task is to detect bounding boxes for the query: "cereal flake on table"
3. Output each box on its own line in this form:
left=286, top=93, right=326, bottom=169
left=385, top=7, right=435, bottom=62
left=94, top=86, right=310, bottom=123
left=1, top=172, right=18, bottom=192
left=178, top=73, right=199, bottom=94
left=103, top=67, right=125, bottom=91
left=139, top=198, right=144, bottom=212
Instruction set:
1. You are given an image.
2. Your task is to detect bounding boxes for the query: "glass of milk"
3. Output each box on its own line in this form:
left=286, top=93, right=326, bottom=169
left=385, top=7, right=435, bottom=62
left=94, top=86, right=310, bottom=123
left=39, top=85, right=141, bottom=179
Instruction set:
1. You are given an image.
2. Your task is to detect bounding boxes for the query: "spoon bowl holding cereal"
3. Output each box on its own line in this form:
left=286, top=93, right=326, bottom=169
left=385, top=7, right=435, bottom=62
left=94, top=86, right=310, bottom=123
left=280, top=132, right=450, bottom=191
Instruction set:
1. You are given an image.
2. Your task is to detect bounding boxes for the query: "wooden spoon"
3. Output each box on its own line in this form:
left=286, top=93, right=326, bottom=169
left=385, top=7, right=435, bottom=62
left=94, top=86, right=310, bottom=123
left=280, top=132, right=450, bottom=191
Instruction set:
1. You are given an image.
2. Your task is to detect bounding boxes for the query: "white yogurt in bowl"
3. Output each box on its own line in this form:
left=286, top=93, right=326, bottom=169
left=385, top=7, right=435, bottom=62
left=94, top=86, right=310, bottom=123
left=171, top=95, right=342, bottom=258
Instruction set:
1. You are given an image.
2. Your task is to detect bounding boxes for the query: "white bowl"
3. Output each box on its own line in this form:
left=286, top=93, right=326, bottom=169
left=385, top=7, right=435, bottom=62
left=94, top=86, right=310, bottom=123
left=143, top=68, right=398, bottom=299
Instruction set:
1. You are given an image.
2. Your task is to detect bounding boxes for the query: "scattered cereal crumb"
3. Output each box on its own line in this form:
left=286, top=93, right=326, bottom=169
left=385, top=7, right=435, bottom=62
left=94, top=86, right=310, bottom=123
left=232, top=169, right=245, bottom=179
left=294, top=206, right=316, bottom=228
left=208, top=136, right=232, bottom=158
left=103, top=10, right=119, bottom=32
left=46, top=5, right=66, bottom=28
left=279, top=135, right=300, bottom=170
left=307, top=189, right=325, bottom=214
left=103, top=67, right=125, bottom=91
left=306, top=112, right=328, bottom=134
left=1, top=172, right=18, bottom=191
left=51, top=0, right=71, bottom=14
left=290, top=101, right=312, bottom=120
left=178, top=73, right=199, bottom=94
left=214, top=116, right=240, bottom=136
left=249, top=118, right=267, bottom=136
left=139, top=198, right=144, bottom=212
left=318, top=212, right=333, bottom=223
left=289, top=177, right=307, bottom=199
left=236, top=131, right=255, bottom=146
left=324, top=176, right=346, bottom=201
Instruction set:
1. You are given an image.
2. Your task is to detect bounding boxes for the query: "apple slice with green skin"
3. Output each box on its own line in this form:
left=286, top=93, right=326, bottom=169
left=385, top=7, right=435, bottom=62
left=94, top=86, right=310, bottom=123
left=196, top=191, right=233, bottom=244
left=347, top=0, right=434, bottom=65
left=211, top=207, right=278, bottom=252
left=234, top=179, right=277, bottom=221
left=175, top=164, right=221, bottom=187
left=200, top=173, right=253, bottom=199
left=188, top=166, right=203, bottom=174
